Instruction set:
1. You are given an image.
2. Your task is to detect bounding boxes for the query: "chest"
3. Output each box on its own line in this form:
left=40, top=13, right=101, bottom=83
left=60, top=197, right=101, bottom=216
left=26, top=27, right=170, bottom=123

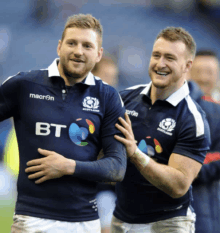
left=16, top=82, right=104, bottom=141
left=125, top=100, right=180, bottom=163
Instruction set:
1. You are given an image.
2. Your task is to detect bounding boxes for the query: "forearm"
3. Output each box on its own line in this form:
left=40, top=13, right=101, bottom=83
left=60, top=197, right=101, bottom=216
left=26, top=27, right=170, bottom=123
left=26, top=138, right=126, bottom=184
left=130, top=150, right=189, bottom=198
left=72, top=138, right=126, bottom=182
left=53, top=155, right=125, bottom=182
left=74, top=154, right=126, bottom=182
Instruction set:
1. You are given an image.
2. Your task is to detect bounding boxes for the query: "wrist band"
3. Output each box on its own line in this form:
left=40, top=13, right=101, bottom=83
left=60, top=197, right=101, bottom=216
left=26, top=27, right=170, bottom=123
left=131, top=147, right=150, bottom=168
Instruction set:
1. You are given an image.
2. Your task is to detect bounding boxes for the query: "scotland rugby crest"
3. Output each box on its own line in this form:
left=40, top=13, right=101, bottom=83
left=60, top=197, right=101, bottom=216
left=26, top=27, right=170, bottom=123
left=83, top=96, right=100, bottom=112
left=157, top=118, right=176, bottom=136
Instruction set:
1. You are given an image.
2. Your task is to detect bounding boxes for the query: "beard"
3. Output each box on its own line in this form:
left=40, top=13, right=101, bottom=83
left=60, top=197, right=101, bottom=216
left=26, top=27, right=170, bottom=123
left=152, top=81, right=168, bottom=89
left=58, top=57, right=90, bottom=83
left=62, top=63, right=82, bottom=80
left=61, top=57, right=97, bottom=79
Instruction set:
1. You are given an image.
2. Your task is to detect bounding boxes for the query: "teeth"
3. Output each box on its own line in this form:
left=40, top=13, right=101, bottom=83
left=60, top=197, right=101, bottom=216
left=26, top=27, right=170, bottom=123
left=156, top=71, right=168, bottom=76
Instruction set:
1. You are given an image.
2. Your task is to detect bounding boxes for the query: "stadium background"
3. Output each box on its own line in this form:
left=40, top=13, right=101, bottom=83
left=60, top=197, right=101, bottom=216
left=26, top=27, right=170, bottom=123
left=1, top=0, right=220, bottom=232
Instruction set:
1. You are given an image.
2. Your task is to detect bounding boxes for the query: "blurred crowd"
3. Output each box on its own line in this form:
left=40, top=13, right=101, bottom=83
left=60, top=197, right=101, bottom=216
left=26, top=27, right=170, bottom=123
left=1, top=1, right=220, bottom=232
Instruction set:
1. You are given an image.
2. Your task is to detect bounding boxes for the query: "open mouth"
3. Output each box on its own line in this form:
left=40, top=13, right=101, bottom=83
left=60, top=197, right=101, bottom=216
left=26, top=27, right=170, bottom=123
left=155, top=71, right=169, bottom=76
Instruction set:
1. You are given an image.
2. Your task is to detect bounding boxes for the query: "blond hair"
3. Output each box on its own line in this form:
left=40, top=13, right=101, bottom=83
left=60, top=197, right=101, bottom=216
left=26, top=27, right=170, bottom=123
left=156, top=27, right=196, bottom=58
left=61, top=14, right=103, bottom=47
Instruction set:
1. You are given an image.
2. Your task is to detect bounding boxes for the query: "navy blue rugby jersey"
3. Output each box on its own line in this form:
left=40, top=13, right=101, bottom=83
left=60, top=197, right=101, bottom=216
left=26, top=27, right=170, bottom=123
left=114, top=81, right=210, bottom=224
left=0, top=59, right=126, bottom=222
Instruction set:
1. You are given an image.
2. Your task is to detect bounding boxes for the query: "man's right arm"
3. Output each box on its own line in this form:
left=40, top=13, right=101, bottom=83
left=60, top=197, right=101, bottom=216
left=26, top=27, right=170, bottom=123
left=0, top=74, right=20, bottom=121
left=114, top=112, right=209, bottom=199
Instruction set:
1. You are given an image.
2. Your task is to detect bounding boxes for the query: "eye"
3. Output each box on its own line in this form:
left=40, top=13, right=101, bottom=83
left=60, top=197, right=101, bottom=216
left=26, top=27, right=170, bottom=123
left=67, top=41, right=75, bottom=46
left=84, top=44, right=92, bottom=49
left=153, top=54, right=160, bottom=58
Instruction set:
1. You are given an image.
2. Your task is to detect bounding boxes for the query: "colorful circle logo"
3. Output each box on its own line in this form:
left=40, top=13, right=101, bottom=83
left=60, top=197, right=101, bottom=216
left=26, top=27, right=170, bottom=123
left=154, top=139, right=163, bottom=153
left=69, top=118, right=95, bottom=146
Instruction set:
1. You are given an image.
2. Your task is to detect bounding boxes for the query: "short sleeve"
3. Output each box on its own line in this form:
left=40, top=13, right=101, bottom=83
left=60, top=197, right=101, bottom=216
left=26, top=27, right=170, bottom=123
left=173, top=109, right=211, bottom=164
left=0, top=74, right=20, bottom=121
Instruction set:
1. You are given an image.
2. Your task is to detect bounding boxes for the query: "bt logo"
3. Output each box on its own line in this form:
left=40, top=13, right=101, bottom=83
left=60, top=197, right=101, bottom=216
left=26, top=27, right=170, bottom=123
left=36, top=119, right=95, bottom=146
left=36, top=123, right=66, bottom=137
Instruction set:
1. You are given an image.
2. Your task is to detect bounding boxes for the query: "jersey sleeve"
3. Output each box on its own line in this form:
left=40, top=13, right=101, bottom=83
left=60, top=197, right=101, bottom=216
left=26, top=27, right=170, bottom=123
left=0, top=74, right=20, bottom=121
left=73, top=88, right=127, bottom=182
left=101, top=87, right=125, bottom=138
left=73, top=135, right=127, bottom=182
left=173, top=108, right=211, bottom=164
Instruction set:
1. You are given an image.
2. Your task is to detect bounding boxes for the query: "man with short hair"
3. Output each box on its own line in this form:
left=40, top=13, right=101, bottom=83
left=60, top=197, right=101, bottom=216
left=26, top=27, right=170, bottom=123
left=190, top=50, right=219, bottom=101
left=186, top=51, right=220, bottom=233
left=92, top=54, right=119, bottom=88
left=111, top=27, right=210, bottom=233
left=0, top=14, right=126, bottom=233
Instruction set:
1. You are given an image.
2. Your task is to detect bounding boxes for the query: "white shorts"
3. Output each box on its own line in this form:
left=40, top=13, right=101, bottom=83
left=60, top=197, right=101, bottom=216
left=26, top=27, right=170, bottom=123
left=96, top=190, right=117, bottom=228
left=110, top=207, right=196, bottom=233
left=11, top=214, right=101, bottom=233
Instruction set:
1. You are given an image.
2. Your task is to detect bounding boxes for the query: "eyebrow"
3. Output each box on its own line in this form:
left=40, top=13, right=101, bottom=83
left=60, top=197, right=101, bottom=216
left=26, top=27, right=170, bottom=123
left=165, top=53, right=177, bottom=58
left=66, top=39, right=95, bottom=46
left=153, top=51, right=177, bottom=58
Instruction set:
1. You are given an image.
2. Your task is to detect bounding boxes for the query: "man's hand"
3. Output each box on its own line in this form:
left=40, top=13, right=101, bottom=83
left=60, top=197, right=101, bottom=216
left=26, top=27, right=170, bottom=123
left=25, top=148, right=76, bottom=184
left=114, top=113, right=137, bottom=158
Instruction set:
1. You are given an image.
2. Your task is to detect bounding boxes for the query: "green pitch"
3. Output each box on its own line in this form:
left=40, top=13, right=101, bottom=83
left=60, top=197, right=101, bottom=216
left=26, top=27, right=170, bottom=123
left=0, top=200, right=15, bottom=233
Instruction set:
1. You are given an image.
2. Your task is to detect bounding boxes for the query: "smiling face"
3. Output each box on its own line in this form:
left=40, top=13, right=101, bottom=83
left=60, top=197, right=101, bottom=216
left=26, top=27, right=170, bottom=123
left=57, top=27, right=103, bottom=85
left=190, top=55, right=219, bottom=96
left=149, top=37, right=192, bottom=94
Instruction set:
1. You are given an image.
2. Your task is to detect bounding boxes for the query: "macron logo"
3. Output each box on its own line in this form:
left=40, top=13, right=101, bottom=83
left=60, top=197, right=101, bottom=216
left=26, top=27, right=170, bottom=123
left=30, top=93, right=55, bottom=101
left=126, top=109, right=138, bottom=117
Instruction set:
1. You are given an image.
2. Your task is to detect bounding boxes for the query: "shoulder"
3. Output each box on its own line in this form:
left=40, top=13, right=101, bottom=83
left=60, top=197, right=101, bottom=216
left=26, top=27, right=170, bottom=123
left=184, top=95, right=205, bottom=114
left=184, top=95, right=220, bottom=125
left=93, top=75, right=120, bottom=95
left=2, top=69, right=47, bottom=86
left=120, top=84, right=149, bottom=100
left=177, top=95, right=208, bottom=137
left=93, top=75, right=124, bottom=107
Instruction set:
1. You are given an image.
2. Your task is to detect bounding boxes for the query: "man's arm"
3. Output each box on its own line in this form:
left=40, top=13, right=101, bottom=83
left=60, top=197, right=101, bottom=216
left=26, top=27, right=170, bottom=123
left=25, top=135, right=127, bottom=184
left=134, top=152, right=201, bottom=198
left=25, top=148, right=75, bottom=184
left=25, top=86, right=127, bottom=184
left=114, top=113, right=202, bottom=198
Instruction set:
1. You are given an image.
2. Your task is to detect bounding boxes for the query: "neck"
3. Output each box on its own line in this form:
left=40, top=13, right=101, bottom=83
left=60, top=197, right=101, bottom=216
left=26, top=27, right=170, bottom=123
left=62, top=75, right=84, bottom=86
left=150, top=86, right=169, bottom=105
left=57, top=63, right=86, bottom=86
left=150, top=82, right=185, bottom=105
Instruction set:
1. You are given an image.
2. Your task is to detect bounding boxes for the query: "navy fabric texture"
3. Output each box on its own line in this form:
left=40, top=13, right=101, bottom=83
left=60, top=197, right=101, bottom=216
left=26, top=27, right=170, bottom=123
left=114, top=82, right=210, bottom=224
left=0, top=60, right=126, bottom=222
left=189, top=81, right=220, bottom=233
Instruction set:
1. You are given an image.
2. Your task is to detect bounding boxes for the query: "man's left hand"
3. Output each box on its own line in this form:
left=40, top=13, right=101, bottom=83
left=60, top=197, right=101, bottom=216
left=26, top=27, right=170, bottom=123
left=25, top=148, right=76, bottom=184
left=114, top=113, right=137, bottom=158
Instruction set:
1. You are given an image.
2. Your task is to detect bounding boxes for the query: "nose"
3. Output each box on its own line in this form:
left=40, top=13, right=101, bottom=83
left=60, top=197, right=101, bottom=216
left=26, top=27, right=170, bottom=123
left=74, top=44, right=83, bottom=57
left=157, top=57, right=166, bottom=69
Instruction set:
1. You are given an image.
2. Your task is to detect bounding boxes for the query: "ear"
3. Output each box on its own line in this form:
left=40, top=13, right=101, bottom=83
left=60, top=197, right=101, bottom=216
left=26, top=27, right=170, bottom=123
left=57, top=40, right=62, bottom=57
left=96, top=47, right=103, bottom=63
left=184, top=60, right=193, bottom=73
